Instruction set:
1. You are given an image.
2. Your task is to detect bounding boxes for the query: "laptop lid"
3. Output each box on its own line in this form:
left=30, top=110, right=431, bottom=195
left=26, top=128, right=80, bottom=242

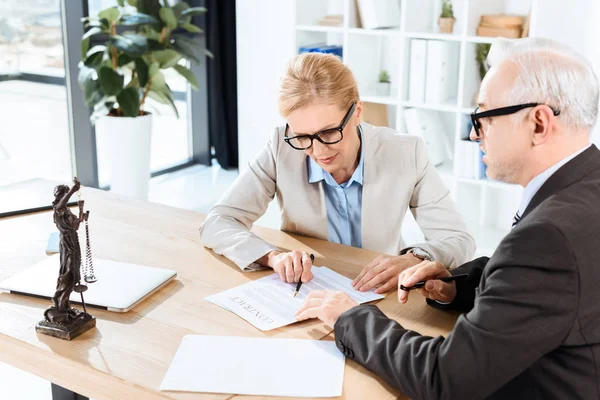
left=0, top=255, right=177, bottom=312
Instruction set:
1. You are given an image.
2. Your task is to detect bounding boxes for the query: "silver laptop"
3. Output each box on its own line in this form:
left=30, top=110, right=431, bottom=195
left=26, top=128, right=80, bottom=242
left=0, top=255, right=177, bottom=312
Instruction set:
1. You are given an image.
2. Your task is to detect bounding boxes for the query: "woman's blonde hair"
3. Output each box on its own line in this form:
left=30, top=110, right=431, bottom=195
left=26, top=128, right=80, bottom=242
left=278, top=52, right=360, bottom=117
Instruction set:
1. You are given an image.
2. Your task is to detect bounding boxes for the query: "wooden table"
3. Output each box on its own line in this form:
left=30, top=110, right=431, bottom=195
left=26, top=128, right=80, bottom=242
left=0, top=182, right=459, bottom=400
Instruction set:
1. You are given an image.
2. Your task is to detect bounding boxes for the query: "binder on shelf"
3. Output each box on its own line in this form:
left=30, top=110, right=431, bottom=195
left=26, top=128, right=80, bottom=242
left=425, top=40, right=459, bottom=104
left=404, top=108, right=452, bottom=167
left=298, top=43, right=343, bottom=59
left=456, top=139, right=486, bottom=179
left=408, top=39, right=427, bottom=103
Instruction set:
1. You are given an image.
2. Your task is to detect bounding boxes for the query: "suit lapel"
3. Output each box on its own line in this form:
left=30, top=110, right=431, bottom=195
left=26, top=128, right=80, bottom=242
left=521, top=145, right=600, bottom=220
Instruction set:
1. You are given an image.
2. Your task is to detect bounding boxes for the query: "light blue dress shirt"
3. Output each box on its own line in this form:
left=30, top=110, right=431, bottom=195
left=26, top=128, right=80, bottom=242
left=308, top=136, right=365, bottom=248
left=516, top=144, right=591, bottom=219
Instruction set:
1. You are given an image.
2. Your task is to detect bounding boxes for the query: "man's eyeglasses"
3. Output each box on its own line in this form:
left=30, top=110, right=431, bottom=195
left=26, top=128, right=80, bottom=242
left=470, top=103, right=561, bottom=139
left=284, top=103, right=357, bottom=150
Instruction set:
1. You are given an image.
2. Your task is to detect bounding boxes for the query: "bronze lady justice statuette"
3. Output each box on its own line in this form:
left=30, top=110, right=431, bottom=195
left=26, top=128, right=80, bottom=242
left=36, top=177, right=98, bottom=340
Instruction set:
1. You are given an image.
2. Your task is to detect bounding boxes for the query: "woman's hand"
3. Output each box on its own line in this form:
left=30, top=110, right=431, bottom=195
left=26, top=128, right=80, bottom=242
left=265, top=250, right=314, bottom=283
left=352, top=253, right=424, bottom=294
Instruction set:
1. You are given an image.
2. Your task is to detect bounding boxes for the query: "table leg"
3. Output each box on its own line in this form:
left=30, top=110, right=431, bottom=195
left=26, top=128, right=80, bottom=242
left=51, top=383, right=89, bottom=400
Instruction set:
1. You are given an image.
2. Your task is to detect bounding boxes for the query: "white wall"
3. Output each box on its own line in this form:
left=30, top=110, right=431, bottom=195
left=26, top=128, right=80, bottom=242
left=236, top=0, right=600, bottom=170
left=236, top=0, right=296, bottom=173
left=530, top=0, right=600, bottom=144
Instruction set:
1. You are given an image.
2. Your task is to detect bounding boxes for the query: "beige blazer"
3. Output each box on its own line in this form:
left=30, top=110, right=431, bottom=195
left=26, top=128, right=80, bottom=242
left=199, top=123, right=475, bottom=271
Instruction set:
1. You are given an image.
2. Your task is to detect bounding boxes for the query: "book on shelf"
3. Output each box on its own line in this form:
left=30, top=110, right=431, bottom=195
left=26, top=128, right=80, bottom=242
left=477, top=14, right=525, bottom=38
left=318, top=14, right=344, bottom=27
left=404, top=108, right=452, bottom=167
left=356, top=0, right=401, bottom=29
left=425, top=40, right=460, bottom=104
left=362, top=102, right=390, bottom=127
left=408, top=39, right=427, bottom=103
left=477, top=26, right=522, bottom=38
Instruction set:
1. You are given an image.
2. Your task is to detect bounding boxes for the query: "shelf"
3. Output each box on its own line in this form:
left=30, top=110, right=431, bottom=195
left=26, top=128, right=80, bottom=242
left=464, top=36, right=497, bottom=44
left=347, top=28, right=403, bottom=37
left=401, top=100, right=459, bottom=113
left=361, top=95, right=399, bottom=106
left=295, top=25, right=344, bottom=33
left=404, top=32, right=462, bottom=41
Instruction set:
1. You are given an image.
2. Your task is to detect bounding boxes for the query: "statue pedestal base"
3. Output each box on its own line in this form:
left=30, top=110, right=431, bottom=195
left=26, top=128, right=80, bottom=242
left=36, top=309, right=96, bottom=341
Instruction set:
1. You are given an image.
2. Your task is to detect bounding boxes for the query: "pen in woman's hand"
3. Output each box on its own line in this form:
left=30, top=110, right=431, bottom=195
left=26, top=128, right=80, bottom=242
left=293, top=254, right=314, bottom=297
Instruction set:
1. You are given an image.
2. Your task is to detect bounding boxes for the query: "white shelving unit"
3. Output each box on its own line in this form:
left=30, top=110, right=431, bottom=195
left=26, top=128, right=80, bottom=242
left=294, top=0, right=535, bottom=255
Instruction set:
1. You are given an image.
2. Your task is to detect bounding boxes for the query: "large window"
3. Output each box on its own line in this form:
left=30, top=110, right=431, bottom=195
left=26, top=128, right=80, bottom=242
left=0, top=0, right=208, bottom=188
left=0, top=0, right=71, bottom=186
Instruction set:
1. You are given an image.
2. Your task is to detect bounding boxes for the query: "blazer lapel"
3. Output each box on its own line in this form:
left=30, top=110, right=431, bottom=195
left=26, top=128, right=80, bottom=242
left=521, top=145, right=600, bottom=220
left=360, top=124, right=389, bottom=253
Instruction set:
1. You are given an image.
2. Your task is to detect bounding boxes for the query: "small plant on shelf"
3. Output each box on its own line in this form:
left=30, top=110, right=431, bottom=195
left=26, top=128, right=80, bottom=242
left=440, top=0, right=454, bottom=18
left=438, top=0, right=456, bottom=34
left=476, top=43, right=492, bottom=81
left=378, top=70, right=390, bottom=83
left=376, top=69, right=391, bottom=96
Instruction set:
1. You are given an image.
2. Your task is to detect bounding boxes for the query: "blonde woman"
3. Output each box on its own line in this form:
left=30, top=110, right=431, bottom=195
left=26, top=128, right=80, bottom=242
left=200, top=53, right=475, bottom=293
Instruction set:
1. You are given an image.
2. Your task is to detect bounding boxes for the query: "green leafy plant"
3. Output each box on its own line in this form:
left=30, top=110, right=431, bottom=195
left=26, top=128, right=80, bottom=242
left=378, top=70, right=390, bottom=83
left=476, top=43, right=492, bottom=80
left=440, top=0, right=454, bottom=18
left=78, top=0, right=211, bottom=122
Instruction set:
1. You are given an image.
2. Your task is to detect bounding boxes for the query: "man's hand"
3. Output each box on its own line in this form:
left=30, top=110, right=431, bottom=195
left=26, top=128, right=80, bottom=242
left=397, top=261, right=457, bottom=304
left=353, top=254, right=423, bottom=293
left=295, top=290, right=358, bottom=327
left=261, top=250, right=314, bottom=283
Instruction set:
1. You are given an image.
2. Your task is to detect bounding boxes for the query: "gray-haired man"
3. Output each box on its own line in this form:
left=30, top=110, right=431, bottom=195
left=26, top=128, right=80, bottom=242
left=296, top=38, right=600, bottom=399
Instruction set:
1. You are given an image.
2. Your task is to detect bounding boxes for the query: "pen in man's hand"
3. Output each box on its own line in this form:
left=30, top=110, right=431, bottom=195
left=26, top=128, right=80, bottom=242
left=400, top=273, right=469, bottom=291
left=293, top=254, right=314, bottom=297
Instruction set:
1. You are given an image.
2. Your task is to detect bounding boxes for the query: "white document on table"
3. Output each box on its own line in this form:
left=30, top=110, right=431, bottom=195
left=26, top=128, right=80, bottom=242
left=160, top=335, right=345, bottom=397
left=205, top=266, right=384, bottom=331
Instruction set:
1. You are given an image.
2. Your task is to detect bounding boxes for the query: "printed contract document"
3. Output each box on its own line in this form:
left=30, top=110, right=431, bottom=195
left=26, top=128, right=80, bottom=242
left=205, top=266, right=384, bottom=331
left=160, top=335, right=345, bottom=397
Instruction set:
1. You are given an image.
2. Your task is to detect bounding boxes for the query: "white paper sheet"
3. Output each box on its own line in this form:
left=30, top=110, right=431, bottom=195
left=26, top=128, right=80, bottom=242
left=160, top=335, right=345, bottom=397
left=205, top=266, right=384, bottom=331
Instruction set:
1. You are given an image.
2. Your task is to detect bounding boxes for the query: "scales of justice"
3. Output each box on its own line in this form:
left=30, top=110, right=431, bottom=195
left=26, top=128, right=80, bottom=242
left=36, top=177, right=98, bottom=340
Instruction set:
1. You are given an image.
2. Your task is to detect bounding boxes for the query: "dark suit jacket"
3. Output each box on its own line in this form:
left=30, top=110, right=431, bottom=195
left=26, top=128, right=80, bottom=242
left=334, top=145, right=600, bottom=400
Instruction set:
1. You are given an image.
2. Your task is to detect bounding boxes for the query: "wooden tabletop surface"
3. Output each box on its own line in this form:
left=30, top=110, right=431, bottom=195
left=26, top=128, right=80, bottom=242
left=0, top=181, right=458, bottom=399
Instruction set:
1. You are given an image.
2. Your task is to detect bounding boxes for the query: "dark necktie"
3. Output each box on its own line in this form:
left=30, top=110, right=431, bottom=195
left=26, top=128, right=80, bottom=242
left=512, top=211, right=522, bottom=227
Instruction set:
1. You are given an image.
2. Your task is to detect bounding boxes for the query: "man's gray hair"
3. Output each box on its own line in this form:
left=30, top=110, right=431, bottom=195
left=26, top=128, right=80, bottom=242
left=487, top=38, right=599, bottom=131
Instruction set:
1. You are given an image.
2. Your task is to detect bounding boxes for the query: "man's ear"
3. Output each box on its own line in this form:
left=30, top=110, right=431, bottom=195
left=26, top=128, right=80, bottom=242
left=530, top=105, right=555, bottom=145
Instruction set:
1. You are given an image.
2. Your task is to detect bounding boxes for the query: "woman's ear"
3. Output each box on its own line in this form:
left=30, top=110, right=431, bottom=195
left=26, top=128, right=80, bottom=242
left=354, top=101, right=363, bottom=125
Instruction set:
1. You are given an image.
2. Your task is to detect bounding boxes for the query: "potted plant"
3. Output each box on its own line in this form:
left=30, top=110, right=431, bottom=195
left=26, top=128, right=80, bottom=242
left=473, top=43, right=492, bottom=105
left=78, top=0, right=208, bottom=200
left=476, top=43, right=492, bottom=81
left=376, top=69, right=391, bottom=96
left=438, top=0, right=456, bottom=34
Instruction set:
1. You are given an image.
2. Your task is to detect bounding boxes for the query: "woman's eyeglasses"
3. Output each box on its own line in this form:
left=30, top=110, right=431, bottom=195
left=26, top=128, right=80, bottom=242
left=284, top=103, right=357, bottom=150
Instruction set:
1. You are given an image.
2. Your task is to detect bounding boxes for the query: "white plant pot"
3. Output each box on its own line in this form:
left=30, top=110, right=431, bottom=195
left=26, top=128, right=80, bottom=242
left=96, top=113, right=152, bottom=200
left=376, top=82, right=391, bottom=96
